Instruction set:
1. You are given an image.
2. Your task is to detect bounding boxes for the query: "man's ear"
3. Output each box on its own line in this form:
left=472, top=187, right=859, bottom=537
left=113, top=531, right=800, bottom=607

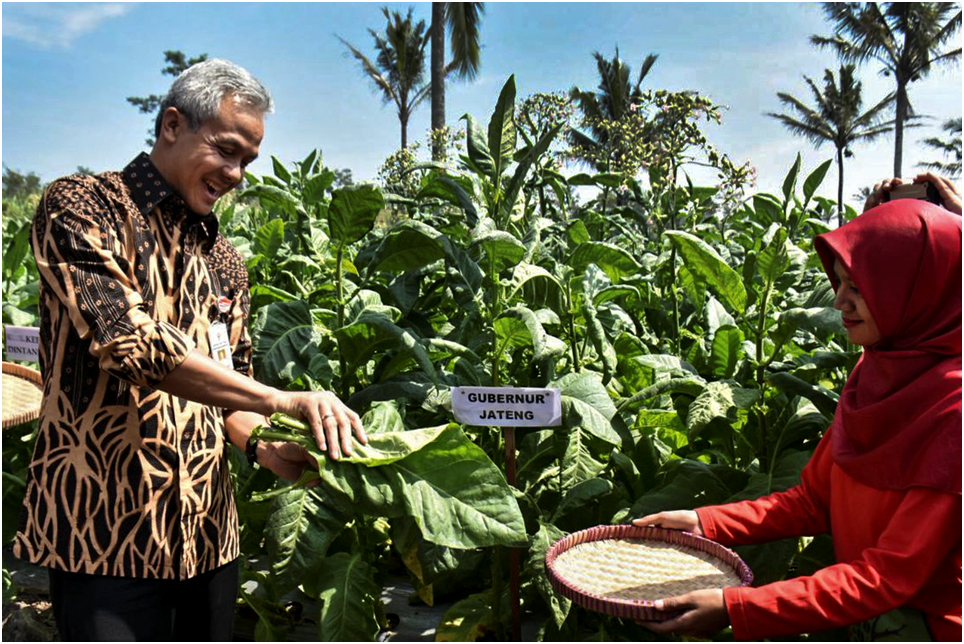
left=158, top=107, right=184, bottom=144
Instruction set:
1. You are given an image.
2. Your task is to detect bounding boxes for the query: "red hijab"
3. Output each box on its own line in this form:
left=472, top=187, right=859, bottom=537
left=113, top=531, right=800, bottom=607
left=814, top=200, right=961, bottom=495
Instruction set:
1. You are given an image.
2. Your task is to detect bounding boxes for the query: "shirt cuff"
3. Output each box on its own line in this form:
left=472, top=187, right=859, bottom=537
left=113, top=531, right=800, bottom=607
left=90, top=309, right=195, bottom=389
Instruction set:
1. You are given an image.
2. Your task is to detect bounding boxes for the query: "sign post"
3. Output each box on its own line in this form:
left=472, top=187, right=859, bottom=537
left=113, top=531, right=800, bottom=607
left=452, top=387, right=562, bottom=641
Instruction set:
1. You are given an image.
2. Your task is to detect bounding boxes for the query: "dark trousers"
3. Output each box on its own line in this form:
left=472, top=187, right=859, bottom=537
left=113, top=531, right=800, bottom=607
left=48, top=559, right=239, bottom=642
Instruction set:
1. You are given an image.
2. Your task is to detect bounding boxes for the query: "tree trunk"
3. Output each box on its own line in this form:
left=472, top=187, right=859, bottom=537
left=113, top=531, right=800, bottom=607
left=430, top=2, right=446, bottom=160
left=836, top=146, right=845, bottom=227
left=401, top=110, right=409, bottom=150
left=894, top=80, right=908, bottom=177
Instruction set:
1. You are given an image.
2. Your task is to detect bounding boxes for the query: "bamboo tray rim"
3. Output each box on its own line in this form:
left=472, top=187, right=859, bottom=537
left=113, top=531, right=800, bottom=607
left=545, top=524, right=753, bottom=621
left=2, top=361, right=43, bottom=429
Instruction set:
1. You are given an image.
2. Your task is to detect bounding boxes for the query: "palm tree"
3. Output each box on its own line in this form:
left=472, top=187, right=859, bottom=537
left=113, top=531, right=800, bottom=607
left=339, top=7, right=431, bottom=149
left=812, top=2, right=962, bottom=176
left=767, top=64, right=896, bottom=226
left=430, top=2, right=485, bottom=160
left=918, top=116, right=962, bottom=178
left=568, top=48, right=659, bottom=173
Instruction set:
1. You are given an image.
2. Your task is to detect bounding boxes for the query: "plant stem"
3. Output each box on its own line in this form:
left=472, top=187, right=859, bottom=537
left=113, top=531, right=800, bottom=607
left=335, top=243, right=350, bottom=399
left=755, top=277, right=774, bottom=471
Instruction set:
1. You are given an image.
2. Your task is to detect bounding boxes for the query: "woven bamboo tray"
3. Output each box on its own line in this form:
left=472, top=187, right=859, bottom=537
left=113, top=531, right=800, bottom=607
left=545, top=524, right=753, bottom=621
left=2, top=361, right=43, bottom=429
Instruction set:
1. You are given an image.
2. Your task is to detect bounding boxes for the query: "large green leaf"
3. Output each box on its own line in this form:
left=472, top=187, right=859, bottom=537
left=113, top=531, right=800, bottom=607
left=753, top=194, right=784, bottom=225
left=254, top=218, right=285, bottom=259
left=630, top=460, right=733, bottom=517
left=527, top=522, right=571, bottom=629
left=303, top=169, right=336, bottom=206
left=501, top=123, right=563, bottom=221
left=367, top=220, right=446, bottom=273
left=757, top=227, right=790, bottom=283
left=314, top=425, right=527, bottom=548
left=462, top=113, right=495, bottom=177
left=472, top=230, right=526, bottom=274
left=727, top=449, right=810, bottom=502
left=551, top=478, right=614, bottom=523
left=569, top=241, right=642, bottom=282
left=2, top=223, right=31, bottom=279
left=417, top=175, right=479, bottom=227
left=305, top=552, right=381, bottom=642
left=686, top=380, right=760, bottom=438
left=270, top=155, right=292, bottom=184
left=498, top=305, right=565, bottom=363
left=710, top=324, right=745, bottom=379
left=437, top=591, right=494, bottom=642
left=487, top=74, right=517, bottom=182
left=666, top=231, right=746, bottom=315
left=264, top=487, right=350, bottom=596
left=553, top=371, right=621, bottom=445
left=782, top=152, right=802, bottom=204
left=803, top=159, right=834, bottom=205
left=581, top=267, right=617, bottom=381
left=335, top=310, right=438, bottom=384
left=767, top=372, right=839, bottom=419
left=251, top=300, right=321, bottom=387
left=507, top=264, right=565, bottom=315
left=328, top=184, right=384, bottom=246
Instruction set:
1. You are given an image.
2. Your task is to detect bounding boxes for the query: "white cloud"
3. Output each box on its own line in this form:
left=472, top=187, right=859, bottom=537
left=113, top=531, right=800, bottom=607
left=2, top=3, right=132, bottom=49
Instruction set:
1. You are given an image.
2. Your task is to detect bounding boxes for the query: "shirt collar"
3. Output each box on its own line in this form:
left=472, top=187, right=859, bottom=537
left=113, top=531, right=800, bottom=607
left=122, top=152, right=219, bottom=250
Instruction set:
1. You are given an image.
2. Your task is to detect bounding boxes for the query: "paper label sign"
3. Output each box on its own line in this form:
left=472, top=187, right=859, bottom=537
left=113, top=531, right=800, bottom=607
left=451, top=387, right=562, bottom=427
left=4, top=325, right=40, bottom=361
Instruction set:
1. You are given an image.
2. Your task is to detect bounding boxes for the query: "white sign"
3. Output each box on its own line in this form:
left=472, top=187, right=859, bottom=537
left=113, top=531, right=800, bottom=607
left=451, top=387, right=562, bottom=427
left=4, top=325, right=40, bottom=361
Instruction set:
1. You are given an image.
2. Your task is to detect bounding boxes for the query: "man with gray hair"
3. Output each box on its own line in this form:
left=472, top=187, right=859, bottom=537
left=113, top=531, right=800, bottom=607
left=14, top=58, right=366, bottom=640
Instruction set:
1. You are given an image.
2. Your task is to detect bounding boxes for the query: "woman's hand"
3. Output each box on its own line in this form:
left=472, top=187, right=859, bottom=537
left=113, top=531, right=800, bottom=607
left=862, top=173, right=961, bottom=215
left=638, top=589, right=729, bottom=637
left=913, top=172, right=961, bottom=215
left=632, top=510, right=704, bottom=536
left=864, top=177, right=904, bottom=212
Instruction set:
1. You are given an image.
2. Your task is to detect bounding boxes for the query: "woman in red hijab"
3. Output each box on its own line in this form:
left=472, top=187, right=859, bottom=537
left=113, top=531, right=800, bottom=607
left=633, top=179, right=962, bottom=641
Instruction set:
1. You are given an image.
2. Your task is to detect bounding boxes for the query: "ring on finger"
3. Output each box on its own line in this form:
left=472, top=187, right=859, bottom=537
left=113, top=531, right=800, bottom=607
left=322, top=413, right=335, bottom=420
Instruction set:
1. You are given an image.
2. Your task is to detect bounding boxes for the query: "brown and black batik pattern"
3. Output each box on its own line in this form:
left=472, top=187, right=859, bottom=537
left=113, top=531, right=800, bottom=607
left=13, top=153, right=253, bottom=580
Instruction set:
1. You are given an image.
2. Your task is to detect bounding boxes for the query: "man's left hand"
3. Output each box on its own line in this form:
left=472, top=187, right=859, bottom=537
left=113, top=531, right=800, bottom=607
left=255, top=441, right=318, bottom=482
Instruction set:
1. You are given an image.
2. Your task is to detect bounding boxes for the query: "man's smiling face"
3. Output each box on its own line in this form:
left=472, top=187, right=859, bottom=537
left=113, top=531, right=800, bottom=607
left=158, top=96, right=263, bottom=215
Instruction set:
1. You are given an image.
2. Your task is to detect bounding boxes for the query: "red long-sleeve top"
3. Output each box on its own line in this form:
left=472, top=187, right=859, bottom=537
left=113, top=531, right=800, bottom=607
left=696, top=433, right=962, bottom=641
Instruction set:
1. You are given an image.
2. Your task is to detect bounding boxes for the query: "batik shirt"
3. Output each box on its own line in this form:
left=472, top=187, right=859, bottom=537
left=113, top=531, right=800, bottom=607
left=13, top=153, right=253, bottom=580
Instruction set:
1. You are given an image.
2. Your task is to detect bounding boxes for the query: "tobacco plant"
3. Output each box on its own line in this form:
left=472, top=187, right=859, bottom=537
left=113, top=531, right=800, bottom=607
left=225, top=75, right=854, bottom=641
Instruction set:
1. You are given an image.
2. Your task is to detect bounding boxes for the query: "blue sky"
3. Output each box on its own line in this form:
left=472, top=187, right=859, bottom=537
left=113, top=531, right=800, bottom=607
left=2, top=2, right=961, bottom=209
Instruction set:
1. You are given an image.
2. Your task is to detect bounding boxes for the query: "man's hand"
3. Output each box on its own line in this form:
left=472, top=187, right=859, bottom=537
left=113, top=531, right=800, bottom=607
left=632, top=510, right=704, bottom=536
left=255, top=441, right=317, bottom=481
left=271, top=390, right=367, bottom=460
left=638, top=589, right=729, bottom=637
left=159, top=352, right=368, bottom=462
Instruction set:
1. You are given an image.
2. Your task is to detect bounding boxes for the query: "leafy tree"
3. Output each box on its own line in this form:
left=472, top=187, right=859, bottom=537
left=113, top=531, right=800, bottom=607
left=339, top=7, right=431, bottom=149
left=918, top=116, right=962, bottom=178
left=127, top=50, right=208, bottom=147
left=812, top=2, right=962, bottom=176
left=2, top=165, right=42, bottom=202
left=430, top=2, right=485, bottom=159
left=768, top=64, right=896, bottom=225
left=568, top=48, right=659, bottom=174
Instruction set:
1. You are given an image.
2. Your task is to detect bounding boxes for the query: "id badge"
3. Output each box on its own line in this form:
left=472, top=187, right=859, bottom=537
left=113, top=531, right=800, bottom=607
left=208, top=322, right=234, bottom=369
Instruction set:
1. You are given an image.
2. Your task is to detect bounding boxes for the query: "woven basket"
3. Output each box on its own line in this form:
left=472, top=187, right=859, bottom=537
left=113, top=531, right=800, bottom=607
left=545, top=524, right=753, bottom=621
left=2, top=362, right=43, bottom=429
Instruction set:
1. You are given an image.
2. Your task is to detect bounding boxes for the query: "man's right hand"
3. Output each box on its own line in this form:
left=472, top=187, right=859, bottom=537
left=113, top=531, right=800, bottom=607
left=270, top=390, right=367, bottom=461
